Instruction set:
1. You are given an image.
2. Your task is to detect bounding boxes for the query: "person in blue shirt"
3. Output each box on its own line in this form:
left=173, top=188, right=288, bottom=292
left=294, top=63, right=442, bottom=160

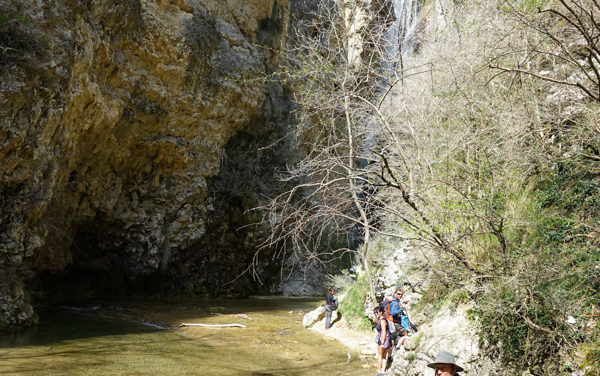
left=388, top=288, right=408, bottom=349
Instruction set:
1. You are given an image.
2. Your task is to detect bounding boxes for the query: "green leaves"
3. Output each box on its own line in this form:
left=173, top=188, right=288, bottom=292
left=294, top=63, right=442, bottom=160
left=338, top=276, right=372, bottom=331
left=472, top=162, right=600, bottom=373
left=516, top=0, right=551, bottom=13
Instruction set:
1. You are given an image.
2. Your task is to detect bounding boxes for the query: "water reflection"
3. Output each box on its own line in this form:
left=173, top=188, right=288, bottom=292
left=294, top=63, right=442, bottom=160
left=0, top=309, right=160, bottom=348
left=0, top=298, right=374, bottom=375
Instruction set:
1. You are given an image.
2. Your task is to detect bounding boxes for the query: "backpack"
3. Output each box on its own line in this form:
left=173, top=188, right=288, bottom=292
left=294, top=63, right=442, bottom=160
left=380, top=297, right=418, bottom=333
left=378, top=298, right=391, bottom=317
left=378, top=298, right=400, bottom=335
left=403, top=312, right=418, bottom=333
left=379, top=298, right=401, bottom=323
left=379, top=317, right=393, bottom=335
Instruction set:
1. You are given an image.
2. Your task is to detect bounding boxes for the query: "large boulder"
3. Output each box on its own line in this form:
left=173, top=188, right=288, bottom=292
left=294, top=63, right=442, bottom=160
left=302, top=306, right=326, bottom=327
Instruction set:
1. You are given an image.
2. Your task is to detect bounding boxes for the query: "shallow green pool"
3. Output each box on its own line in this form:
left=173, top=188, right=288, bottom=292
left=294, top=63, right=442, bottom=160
left=0, top=297, right=373, bottom=375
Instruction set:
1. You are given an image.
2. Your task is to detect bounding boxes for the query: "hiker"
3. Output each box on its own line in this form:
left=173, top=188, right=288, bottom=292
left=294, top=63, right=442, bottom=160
left=427, top=350, right=464, bottom=376
left=349, top=265, right=358, bottom=283
left=373, top=305, right=392, bottom=375
left=388, top=288, right=408, bottom=349
left=325, top=287, right=338, bottom=329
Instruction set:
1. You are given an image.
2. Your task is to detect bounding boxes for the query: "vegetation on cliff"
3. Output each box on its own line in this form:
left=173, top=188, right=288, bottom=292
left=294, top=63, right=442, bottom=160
left=261, top=0, right=600, bottom=374
left=0, top=5, right=49, bottom=67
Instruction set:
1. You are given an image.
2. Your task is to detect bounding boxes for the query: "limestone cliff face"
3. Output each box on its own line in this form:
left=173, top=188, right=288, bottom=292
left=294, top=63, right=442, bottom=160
left=0, top=0, right=290, bottom=328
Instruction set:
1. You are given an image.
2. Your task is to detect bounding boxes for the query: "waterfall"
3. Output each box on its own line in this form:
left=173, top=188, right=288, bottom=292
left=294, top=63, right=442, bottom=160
left=385, top=0, right=421, bottom=68
left=351, top=0, right=422, bottom=251
left=359, top=0, right=421, bottom=170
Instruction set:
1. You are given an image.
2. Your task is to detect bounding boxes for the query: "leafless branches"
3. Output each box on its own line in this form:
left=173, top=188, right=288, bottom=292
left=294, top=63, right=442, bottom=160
left=491, top=0, right=600, bottom=102
left=253, top=0, right=497, bottom=299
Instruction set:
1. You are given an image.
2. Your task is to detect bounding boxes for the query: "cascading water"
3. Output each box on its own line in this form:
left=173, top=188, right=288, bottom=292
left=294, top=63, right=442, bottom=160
left=386, top=0, right=420, bottom=64
left=351, top=0, right=422, bottom=253
left=359, top=0, right=421, bottom=169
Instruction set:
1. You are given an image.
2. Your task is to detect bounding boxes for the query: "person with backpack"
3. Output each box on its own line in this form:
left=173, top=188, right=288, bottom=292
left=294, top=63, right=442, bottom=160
left=325, top=287, right=338, bottom=329
left=387, top=288, right=408, bottom=349
left=373, top=305, right=392, bottom=375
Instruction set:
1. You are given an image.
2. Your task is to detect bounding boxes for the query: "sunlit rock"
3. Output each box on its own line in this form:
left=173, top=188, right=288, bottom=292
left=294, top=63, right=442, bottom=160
left=302, top=305, right=326, bottom=327
left=0, top=0, right=290, bottom=329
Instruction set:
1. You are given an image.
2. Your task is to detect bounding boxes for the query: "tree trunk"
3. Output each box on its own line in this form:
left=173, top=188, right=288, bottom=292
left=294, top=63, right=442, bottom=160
left=344, top=94, right=377, bottom=306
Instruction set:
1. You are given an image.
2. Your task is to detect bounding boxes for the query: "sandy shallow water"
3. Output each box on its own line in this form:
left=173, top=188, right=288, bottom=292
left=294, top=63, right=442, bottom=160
left=0, top=297, right=376, bottom=376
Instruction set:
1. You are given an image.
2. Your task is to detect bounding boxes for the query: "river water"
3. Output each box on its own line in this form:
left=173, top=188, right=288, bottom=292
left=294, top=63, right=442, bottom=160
left=0, top=297, right=374, bottom=375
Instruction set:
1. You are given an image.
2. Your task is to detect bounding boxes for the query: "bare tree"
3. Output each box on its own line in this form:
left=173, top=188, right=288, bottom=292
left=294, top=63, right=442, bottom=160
left=490, top=0, right=600, bottom=102
left=244, top=0, right=600, bottom=370
left=252, top=0, right=394, bottom=304
left=254, top=0, right=480, bottom=303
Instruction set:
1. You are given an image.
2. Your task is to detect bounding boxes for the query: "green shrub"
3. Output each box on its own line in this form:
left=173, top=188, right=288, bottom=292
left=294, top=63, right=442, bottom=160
left=338, top=276, right=372, bottom=331
left=582, top=333, right=600, bottom=376
left=472, top=163, right=600, bottom=374
left=413, top=331, right=424, bottom=347
left=326, top=270, right=353, bottom=292
left=0, top=9, right=49, bottom=66
left=447, top=289, right=471, bottom=306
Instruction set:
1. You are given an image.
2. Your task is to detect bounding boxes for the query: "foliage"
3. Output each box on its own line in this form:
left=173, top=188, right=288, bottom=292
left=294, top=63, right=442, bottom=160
left=582, top=331, right=600, bottom=375
left=492, top=0, right=600, bottom=102
left=367, top=0, right=600, bottom=372
left=471, top=163, right=600, bottom=373
left=325, top=269, right=353, bottom=292
left=412, top=331, right=424, bottom=348
left=0, top=7, right=49, bottom=67
left=257, top=0, right=403, bottom=304
left=260, top=0, right=600, bottom=372
left=338, top=276, right=372, bottom=331
left=515, top=0, right=551, bottom=12
left=412, top=278, right=452, bottom=313
left=446, top=289, right=471, bottom=307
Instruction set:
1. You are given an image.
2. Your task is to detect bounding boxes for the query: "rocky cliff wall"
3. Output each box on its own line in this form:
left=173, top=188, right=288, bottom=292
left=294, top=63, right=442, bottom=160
left=0, top=0, right=290, bottom=329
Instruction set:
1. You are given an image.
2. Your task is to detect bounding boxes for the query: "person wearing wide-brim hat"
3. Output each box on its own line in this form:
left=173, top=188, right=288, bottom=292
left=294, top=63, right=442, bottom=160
left=426, top=350, right=464, bottom=375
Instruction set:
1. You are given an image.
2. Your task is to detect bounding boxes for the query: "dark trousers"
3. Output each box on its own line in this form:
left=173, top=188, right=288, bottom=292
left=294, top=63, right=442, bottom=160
left=325, top=309, right=333, bottom=328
